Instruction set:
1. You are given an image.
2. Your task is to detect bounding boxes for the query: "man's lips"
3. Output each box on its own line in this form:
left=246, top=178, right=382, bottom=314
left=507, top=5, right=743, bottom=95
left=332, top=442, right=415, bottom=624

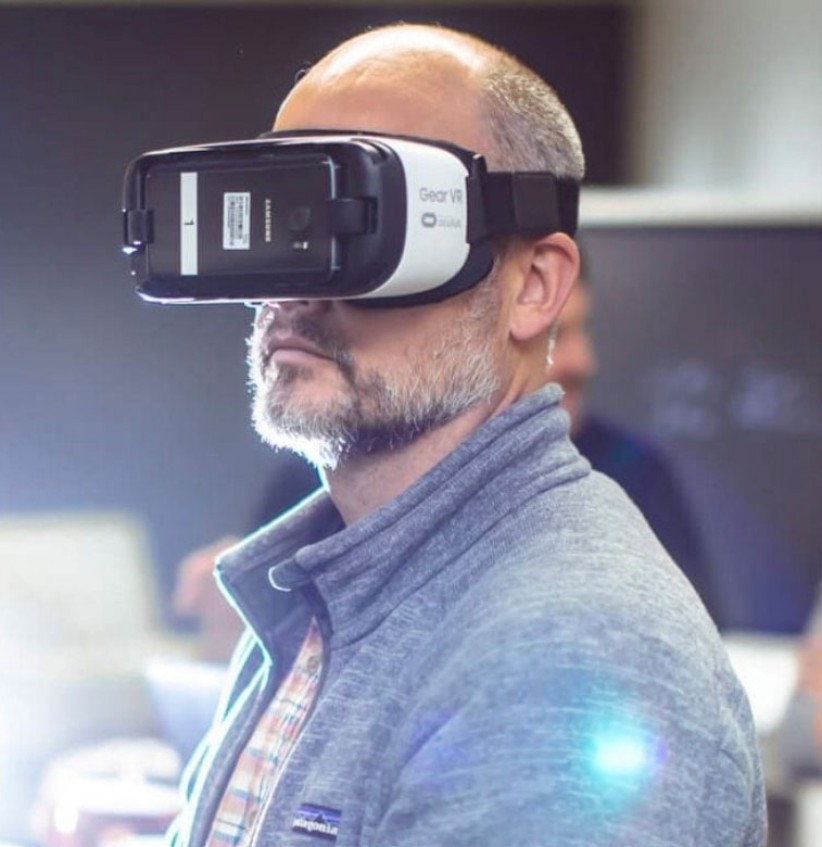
left=262, top=333, right=332, bottom=369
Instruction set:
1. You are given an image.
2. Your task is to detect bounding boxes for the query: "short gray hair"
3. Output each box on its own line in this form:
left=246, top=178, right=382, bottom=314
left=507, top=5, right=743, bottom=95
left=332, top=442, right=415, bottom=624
left=480, top=54, right=585, bottom=179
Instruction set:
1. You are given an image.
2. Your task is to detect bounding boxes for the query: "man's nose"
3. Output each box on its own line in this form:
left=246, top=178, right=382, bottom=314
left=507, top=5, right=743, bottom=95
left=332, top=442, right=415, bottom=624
left=254, top=298, right=330, bottom=329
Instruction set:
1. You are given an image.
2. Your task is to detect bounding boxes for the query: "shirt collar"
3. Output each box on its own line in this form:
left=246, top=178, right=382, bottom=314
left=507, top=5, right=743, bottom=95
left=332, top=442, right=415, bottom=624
left=218, top=385, right=585, bottom=648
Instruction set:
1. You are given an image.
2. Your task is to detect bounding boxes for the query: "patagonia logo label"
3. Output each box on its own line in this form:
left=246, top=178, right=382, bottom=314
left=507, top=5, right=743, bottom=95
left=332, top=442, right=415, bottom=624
left=292, top=803, right=342, bottom=840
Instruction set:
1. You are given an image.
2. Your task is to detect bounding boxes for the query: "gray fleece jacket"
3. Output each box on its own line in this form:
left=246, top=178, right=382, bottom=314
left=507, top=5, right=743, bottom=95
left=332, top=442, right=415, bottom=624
left=171, top=386, right=766, bottom=847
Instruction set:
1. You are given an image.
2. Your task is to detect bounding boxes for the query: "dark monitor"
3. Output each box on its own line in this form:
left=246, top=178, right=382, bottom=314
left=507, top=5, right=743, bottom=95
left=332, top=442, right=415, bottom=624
left=581, top=210, right=822, bottom=633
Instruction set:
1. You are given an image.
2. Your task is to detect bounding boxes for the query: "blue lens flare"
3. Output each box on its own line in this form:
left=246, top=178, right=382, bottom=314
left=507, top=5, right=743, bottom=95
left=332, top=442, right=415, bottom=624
left=585, top=714, right=666, bottom=803
left=592, top=731, right=653, bottom=777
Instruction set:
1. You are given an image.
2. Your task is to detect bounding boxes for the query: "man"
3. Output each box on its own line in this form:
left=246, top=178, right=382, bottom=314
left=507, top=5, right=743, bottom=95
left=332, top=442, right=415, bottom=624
left=170, top=24, right=765, bottom=847
left=550, top=272, right=725, bottom=625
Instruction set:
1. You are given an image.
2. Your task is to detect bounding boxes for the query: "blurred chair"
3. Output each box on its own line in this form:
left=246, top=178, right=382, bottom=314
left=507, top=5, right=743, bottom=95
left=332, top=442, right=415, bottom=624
left=793, top=780, right=822, bottom=847
left=0, top=511, right=194, bottom=842
left=722, top=632, right=801, bottom=847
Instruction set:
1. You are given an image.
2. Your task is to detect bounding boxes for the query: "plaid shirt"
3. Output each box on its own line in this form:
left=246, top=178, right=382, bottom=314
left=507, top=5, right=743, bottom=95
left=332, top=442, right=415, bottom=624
left=205, top=617, right=324, bottom=847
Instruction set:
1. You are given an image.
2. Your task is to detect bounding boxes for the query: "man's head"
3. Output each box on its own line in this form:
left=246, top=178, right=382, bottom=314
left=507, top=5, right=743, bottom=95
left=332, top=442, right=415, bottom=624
left=274, top=25, right=585, bottom=176
left=248, top=24, right=584, bottom=469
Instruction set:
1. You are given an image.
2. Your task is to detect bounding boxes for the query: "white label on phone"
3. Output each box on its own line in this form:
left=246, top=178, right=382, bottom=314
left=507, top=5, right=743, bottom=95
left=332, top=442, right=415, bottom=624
left=180, top=172, right=198, bottom=275
left=224, top=192, right=251, bottom=250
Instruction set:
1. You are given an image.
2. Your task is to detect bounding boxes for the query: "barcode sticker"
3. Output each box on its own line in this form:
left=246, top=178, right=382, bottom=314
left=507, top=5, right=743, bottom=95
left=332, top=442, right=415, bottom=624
left=223, top=192, right=251, bottom=250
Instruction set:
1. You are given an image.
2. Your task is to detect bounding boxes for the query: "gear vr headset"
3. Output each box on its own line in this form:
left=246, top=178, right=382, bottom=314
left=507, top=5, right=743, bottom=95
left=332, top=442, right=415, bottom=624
left=122, top=130, right=579, bottom=307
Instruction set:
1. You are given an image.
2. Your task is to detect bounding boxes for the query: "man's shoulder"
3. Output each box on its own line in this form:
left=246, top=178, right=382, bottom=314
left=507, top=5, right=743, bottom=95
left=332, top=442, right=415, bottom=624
left=452, top=535, right=717, bottom=662
left=394, top=525, right=764, bottom=847
left=430, top=502, right=729, bottom=711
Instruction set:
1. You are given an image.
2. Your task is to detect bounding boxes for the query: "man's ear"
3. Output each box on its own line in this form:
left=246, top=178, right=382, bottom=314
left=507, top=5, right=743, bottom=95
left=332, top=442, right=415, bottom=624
left=509, top=233, right=579, bottom=343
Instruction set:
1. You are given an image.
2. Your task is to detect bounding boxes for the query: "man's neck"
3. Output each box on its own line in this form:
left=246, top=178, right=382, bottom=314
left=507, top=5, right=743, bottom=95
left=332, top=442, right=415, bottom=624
left=324, top=394, right=508, bottom=526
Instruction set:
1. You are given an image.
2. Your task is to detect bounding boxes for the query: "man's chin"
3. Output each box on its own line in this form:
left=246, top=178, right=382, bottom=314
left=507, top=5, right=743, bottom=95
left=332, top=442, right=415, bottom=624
left=251, top=391, right=357, bottom=469
left=255, top=426, right=344, bottom=470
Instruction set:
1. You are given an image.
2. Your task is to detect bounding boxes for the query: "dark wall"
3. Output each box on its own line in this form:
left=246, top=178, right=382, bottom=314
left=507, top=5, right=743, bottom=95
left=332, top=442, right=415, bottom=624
left=582, top=225, right=822, bottom=633
left=0, top=5, right=631, bottom=612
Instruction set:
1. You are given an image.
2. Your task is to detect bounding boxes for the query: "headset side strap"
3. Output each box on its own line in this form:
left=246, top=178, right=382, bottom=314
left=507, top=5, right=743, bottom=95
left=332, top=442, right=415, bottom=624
left=467, top=171, right=579, bottom=240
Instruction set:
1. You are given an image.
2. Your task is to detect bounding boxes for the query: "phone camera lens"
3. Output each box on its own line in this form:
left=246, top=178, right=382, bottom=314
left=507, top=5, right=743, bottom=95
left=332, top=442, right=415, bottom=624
left=288, top=206, right=312, bottom=233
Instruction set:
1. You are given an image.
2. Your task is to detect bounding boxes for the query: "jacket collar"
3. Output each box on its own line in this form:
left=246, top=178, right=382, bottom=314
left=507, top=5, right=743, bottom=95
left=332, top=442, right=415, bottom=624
left=218, top=385, right=586, bottom=650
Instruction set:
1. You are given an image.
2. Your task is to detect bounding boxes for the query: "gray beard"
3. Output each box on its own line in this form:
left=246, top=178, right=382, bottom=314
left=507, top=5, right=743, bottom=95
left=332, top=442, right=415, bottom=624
left=248, top=280, right=502, bottom=470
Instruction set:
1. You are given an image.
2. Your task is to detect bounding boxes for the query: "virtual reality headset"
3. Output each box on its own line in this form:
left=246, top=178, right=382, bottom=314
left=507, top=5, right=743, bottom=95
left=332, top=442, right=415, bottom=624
left=122, top=130, right=579, bottom=307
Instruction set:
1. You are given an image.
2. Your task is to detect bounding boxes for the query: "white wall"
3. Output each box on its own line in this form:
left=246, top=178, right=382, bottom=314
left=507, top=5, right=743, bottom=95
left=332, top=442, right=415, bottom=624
left=631, top=0, right=822, bottom=198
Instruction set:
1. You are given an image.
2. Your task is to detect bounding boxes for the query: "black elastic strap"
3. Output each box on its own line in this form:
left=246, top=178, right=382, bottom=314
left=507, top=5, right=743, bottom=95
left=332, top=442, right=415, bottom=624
left=467, top=171, right=579, bottom=241
left=327, top=197, right=371, bottom=235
